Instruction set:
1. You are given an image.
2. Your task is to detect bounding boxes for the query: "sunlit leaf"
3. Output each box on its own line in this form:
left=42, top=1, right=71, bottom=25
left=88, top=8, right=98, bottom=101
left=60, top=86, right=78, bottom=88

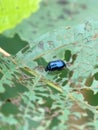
left=0, top=0, right=41, bottom=33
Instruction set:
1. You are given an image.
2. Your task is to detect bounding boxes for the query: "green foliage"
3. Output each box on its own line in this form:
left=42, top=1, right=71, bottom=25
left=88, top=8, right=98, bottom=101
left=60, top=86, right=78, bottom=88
left=0, top=0, right=41, bottom=33
left=3, top=0, right=98, bottom=42
left=0, top=20, right=98, bottom=129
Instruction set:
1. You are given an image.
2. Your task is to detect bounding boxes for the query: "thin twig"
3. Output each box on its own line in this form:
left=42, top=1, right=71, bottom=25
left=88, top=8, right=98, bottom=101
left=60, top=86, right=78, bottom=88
left=0, top=47, right=10, bottom=57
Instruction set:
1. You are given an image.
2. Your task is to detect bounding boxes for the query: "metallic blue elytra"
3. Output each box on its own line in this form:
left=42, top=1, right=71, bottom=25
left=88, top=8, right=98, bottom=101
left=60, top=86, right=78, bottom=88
left=45, top=60, right=66, bottom=71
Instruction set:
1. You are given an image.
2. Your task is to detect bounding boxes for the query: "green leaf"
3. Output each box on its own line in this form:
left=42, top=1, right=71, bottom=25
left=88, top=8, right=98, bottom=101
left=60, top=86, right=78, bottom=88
left=3, top=0, right=98, bottom=42
left=0, top=20, right=98, bottom=129
left=17, top=20, right=98, bottom=81
left=0, top=0, right=41, bottom=33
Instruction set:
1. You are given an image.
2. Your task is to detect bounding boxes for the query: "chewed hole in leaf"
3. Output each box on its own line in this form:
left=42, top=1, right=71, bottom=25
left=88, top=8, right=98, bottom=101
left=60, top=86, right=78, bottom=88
left=85, top=75, right=94, bottom=87
left=62, top=80, right=68, bottom=86
left=34, top=57, right=47, bottom=67
left=59, top=68, right=69, bottom=78
left=64, top=50, right=71, bottom=62
left=71, top=54, right=77, bottom=64
left=81, top=89, right=98, bottom=106
left=94, top=72, right=98, bottom=81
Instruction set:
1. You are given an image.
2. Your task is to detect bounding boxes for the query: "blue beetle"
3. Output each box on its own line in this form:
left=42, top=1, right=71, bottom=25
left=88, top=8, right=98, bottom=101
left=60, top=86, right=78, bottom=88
left=45, top=60, right=66, bottom=71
